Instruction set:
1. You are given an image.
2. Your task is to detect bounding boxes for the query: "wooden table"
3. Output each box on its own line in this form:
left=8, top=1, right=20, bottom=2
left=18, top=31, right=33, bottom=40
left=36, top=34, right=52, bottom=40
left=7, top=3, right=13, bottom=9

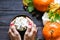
left=0, top=0, right=44, bottom=40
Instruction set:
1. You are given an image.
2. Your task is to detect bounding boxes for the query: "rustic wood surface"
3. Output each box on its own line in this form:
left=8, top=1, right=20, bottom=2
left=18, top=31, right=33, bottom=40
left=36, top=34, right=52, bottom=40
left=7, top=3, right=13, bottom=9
left=0, top=0, right=44, bottom=40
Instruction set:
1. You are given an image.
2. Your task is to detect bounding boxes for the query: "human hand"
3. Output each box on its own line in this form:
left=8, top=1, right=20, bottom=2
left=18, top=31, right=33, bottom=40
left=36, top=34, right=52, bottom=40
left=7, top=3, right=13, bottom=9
left=8, top=21, right=21, bottom=40
left=24, top=17, right=37, bottom=40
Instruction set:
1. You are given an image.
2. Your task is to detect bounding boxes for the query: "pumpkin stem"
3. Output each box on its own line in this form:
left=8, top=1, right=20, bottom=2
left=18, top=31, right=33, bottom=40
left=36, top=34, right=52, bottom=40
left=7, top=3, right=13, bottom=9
left=50, top=30, right=54, bottom=40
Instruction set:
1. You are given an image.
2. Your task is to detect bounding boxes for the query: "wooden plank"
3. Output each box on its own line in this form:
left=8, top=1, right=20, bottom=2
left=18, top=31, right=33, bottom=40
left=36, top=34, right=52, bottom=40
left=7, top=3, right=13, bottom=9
left=0, top=0, right=23, bottom=10
left=0, top=26, right=9, bottom=40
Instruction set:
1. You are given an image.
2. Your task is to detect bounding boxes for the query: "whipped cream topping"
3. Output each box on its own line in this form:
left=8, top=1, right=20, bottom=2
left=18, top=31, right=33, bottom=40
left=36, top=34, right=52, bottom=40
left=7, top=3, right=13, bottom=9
left=14, top=17, right=28, bottom=31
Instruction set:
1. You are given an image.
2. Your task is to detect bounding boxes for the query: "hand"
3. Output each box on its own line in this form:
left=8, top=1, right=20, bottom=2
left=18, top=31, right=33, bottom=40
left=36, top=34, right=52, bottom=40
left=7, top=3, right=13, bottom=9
left=24, top=17, right=37, bottom=40
left=8, top=21, right=21, bottom=40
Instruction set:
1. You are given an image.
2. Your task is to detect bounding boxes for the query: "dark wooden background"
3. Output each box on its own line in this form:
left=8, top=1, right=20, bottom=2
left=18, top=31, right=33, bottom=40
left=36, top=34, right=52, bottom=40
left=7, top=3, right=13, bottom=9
left=0, top=0, right=44, bottom=40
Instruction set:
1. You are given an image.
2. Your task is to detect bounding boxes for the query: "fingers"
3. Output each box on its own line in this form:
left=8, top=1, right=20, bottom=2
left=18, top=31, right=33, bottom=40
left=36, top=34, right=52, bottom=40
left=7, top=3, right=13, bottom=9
left=32, top=24, right=37, bottom=34
left=8, top=27, right=18, bottom=37
left=32, top=24, right=37, bottom=36
left=9, top=25, right=20, bottom=36
left=25, top=27, right=31, bottom=38
left=24, top=24, right=37, bottom=40
left=26, top=17, right=33, bottom=24
left=26, top=17, right=33, bottom=28
left=10, top=21, right=16, bottom=34
left=8, top=29, right=15, bottom=37
left=29, top=24, right=37, bottom=37
left=9, top=20, right=22, bottom=40
left=10, top=20, right=15, bottom=26
left=9, top=21, right=20, bottom=37
left=8, top=25, right=21, bottom=40
left=25, top=24, right=37, bottom=37
left=25, top=17, right=33, bottom=36
left=10, top=19, right=16, bottom=26
left=25, top=22, right=32, bottom=36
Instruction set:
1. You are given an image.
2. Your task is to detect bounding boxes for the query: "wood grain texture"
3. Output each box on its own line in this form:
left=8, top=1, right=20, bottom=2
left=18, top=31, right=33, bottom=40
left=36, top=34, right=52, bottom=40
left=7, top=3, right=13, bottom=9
left=0, top=0, right=44, bottom=40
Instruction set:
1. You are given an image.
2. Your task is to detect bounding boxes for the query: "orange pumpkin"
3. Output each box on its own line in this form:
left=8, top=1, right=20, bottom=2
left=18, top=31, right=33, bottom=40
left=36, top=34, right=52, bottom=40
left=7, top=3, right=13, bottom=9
left=43, top=21, right=60, bottom=40
left=33, top=0, right=54, bottom=12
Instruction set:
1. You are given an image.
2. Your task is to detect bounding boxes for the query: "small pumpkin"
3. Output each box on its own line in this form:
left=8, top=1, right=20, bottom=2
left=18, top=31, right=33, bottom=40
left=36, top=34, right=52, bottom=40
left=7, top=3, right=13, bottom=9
left=43, top=21, right=60, bottom=40
left=33, top=0, right=54, bottom=12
